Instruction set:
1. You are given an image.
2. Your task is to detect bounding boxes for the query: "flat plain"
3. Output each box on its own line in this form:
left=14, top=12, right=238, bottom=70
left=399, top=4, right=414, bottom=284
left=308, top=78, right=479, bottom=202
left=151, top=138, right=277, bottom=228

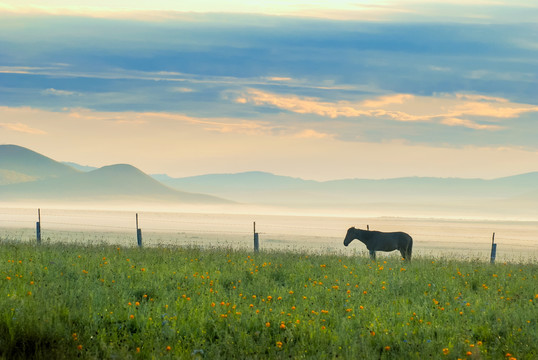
left=1, top=241, right=537, bottom=359
left=1, top=208, right=537, bottom=359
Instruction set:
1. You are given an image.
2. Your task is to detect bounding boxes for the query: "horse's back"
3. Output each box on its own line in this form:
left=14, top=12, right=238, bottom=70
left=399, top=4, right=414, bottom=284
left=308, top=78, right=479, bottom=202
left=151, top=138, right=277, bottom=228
left=377, top=231, right=411, bottom=241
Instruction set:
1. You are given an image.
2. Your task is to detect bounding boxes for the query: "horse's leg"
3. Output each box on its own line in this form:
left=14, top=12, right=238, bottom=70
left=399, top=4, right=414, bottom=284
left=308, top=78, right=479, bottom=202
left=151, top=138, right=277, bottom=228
left=401, top=246, right=411, bottom=261
left=369, top=250, right=376, bottom=260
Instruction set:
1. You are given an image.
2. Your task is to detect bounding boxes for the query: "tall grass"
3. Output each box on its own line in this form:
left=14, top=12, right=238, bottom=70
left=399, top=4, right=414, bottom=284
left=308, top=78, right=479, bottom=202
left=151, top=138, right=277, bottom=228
left=1, top=240, right=536, bottom=359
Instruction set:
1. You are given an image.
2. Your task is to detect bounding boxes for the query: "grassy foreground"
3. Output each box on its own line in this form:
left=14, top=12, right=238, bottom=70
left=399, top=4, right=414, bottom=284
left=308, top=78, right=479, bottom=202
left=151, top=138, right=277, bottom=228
left=0, top=241, right=536, bottom=359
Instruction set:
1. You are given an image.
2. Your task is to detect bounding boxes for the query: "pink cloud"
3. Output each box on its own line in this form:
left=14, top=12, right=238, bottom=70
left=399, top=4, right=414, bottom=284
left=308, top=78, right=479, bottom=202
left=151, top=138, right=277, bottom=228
left=293, top=129, right=333, bottom=139
left=450, top=101, right=538, bottom=119
left=237, top=89, right=538, bottom=130
left=454, top=93, right=509, bottom=103
left=0, top=122, right=47, bottom=134
left=240, top=89, right=370, bottom=118
left=361, top=94, right=414, bottom=107
left=440, top=118, right=502, bottom=130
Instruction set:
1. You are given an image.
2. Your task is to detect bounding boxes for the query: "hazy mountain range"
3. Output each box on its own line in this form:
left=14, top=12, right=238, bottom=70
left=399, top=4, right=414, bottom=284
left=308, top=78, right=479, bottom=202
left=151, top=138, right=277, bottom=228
left=152, top=170, right=538, bottom=217
left=1, top=144, right=537, bottom=217
left=0, top=145, right=229, bottom=204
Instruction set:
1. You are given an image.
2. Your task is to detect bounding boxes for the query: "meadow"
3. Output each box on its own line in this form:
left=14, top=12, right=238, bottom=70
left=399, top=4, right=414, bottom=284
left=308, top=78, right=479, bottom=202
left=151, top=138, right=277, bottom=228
left=1, top=240, right=536, bottom=359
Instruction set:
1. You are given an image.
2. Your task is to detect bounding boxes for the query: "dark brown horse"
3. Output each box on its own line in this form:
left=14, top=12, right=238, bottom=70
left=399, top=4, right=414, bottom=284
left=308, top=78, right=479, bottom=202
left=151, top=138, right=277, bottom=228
left=344, top=227, right=413, bottom=261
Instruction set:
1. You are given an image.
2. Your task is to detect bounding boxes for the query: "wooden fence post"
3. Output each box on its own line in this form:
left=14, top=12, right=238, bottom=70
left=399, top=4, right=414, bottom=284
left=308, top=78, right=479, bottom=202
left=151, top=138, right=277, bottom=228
left=490, top=232, right=497, bottom=264
left=253, top=221, right=259, bottom=252
left=136, top=213, right=142, bottom=247
left=36, top=208, right=41, bottom=245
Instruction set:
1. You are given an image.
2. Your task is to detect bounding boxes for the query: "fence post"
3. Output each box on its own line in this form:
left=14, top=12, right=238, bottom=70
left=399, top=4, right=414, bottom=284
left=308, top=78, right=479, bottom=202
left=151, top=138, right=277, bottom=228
left=136, top=213, right=142, bottom=247
left=253, top=221, right=259, bottom=252
left=36, top=208, right=41, bottom=245
left=490, top=232, right=497, bottom=264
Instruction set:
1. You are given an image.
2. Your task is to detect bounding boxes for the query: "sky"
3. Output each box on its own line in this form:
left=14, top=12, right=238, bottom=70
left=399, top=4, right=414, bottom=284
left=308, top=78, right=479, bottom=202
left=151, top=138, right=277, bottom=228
left=0, top=1, right=537, bottom=180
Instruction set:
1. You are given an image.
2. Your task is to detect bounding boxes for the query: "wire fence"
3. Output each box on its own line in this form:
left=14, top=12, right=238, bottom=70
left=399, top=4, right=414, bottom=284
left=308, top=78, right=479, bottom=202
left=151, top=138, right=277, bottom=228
left=1, top=207, right=537, bottom=262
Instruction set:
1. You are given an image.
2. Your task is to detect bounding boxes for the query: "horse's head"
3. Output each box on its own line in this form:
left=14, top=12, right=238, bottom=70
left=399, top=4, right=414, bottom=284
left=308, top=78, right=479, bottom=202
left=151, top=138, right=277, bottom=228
left=343, top=227, right=356, bottom=246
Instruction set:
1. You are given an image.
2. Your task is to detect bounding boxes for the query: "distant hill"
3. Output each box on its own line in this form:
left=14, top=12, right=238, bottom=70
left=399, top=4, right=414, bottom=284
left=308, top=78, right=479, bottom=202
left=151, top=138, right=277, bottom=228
left=155, top=171, right=322, bottom=205
left=3, top=144, right=537, bottom=216
left=156, top=170, right=314, bottom=192
left=0, top=169, right=37, bottom=185
left=0, top=145, right=231, bottom=204
left=0, top=144, right=79, bottom=180
left=156, top=170, right=538, bottom=216
left=62, top=162, right=98, bottom=172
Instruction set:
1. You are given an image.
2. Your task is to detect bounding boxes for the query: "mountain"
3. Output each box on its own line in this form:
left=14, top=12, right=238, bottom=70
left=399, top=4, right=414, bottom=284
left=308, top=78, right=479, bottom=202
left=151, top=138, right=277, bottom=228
left=156, top=171, right=315, bottom=192
left=0, top=169, right=37, bottom=185
left=62, top=162, right=98, bottom=172
left=156, top=171, right=322, bottom=205
left=0, top=144, right=79, bottom=180
left=322, top=174, right=538, bottom=201
left=0, top=145, right=230, bottom=204
left=3, top=144, right=537, bottom=215
left=157, top=171, right=538, bottom=215
left=492, top=172, right=538, bottom=189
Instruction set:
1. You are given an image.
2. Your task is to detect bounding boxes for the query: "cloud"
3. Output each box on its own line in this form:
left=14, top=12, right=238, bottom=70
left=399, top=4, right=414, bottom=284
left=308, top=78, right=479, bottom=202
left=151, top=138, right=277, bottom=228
left=171, top=87, right=195, bottom=93
left=3, top=1, right=534, bottom=24
left=236, top=89, right=538, bottom=130
left=361, top=94, right=415, bottom=108
left=2, top=105, right=538, bottom=180
left=63, top=109, right=277, bottom=136
left=0, top=122, right=47, bottom=134
left=440, top=118, right=501, bottom=130
left=142, top=112, right=275, bottom=135
left=237, top=89, right=371, bottom=118
left=0, top=66, right=50, bottom=74
left=266, top=76, right=293, bottom=82
left=454, top=93, right=508, bottom=103
left=294, top=129, right=333, bottom=139
left=429, top=65, right=451, bottom=72
left=449, top=99, right=538, bottom=119
left=42, top=88, right=79, bottom=96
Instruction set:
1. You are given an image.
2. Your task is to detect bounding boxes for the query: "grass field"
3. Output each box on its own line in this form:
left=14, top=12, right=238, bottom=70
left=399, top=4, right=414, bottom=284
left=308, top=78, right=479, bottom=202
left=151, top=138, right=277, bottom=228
left=1, top=240, right=536, bottom=359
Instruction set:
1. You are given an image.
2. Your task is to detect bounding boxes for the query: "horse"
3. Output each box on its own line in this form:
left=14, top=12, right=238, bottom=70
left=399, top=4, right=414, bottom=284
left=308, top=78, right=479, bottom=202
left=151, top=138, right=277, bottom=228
left=343, top=227, right=413, bottom=261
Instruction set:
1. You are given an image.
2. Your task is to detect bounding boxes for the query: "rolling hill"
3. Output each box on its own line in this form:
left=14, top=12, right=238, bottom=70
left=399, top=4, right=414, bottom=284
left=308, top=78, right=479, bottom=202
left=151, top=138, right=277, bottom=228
left=157, top=171, right=538, bottom=204
left=0, top=144, right=79, bottom=179
left=0, top=145, right=230, bottom=204
left=3, top=144, right=537, bottom=217
left=156, top=170, right=538, bottom=217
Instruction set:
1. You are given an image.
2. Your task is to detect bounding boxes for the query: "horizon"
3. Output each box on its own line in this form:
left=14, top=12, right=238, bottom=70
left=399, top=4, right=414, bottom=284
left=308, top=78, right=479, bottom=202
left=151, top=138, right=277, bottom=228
left=4, top=143, right=538, bottom=182
left=1, top=1, right=537, bottom=181
left=2, top=142, right=538, bottom=222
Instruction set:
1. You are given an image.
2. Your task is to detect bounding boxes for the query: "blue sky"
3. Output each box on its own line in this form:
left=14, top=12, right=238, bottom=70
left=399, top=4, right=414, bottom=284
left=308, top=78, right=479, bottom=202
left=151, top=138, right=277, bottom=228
left=0, top=1, right=537, bottom=180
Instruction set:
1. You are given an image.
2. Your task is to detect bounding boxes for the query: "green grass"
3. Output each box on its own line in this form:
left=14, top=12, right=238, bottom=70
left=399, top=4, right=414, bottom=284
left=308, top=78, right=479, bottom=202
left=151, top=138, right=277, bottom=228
left=1, top=240, right=536, bottom=359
